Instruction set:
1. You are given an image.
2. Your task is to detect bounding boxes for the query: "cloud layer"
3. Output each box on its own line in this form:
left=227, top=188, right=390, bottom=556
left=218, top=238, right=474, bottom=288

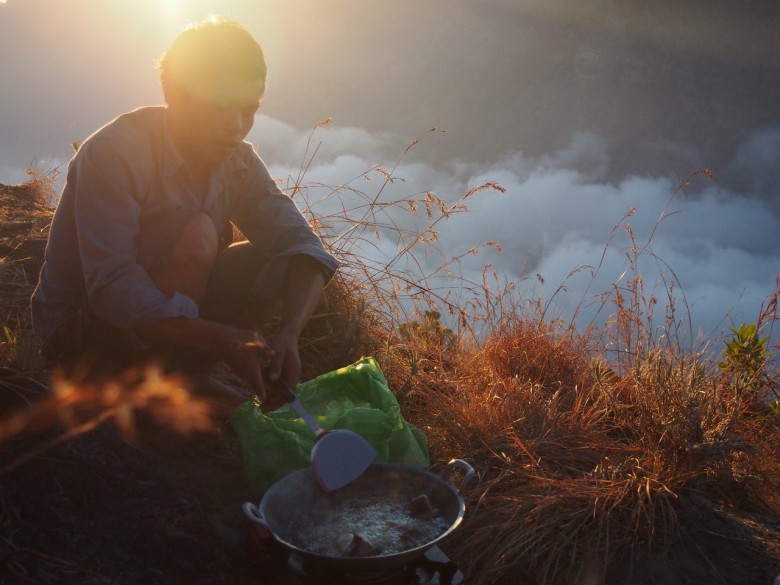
left=250, top=116, right=780, bottom=347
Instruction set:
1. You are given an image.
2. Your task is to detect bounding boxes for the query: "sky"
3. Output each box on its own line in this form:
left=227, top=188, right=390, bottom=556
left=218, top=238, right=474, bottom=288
left=1, top=0, right=779, bottom=350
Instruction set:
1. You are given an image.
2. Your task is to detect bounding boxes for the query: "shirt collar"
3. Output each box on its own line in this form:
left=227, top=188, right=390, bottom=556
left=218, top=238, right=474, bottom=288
left=159, top=109, right=250, bottom=181
left=211, top=142, right=250, bottom=187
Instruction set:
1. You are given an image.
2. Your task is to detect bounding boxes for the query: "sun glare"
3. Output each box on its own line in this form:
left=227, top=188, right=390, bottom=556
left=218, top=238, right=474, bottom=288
left=161, top=0, right=185, bottom=22
left=156, top=0, right=193, bottom=45
left=161, top=0, right=182, bottom=12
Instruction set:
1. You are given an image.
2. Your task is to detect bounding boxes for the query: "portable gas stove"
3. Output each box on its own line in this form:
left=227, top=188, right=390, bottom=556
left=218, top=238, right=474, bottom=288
left=248, top=524, right=464, bottom=585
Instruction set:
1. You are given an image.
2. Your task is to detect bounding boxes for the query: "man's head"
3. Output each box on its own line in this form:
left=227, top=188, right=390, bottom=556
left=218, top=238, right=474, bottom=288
left=158, top=16, right=267, bottom=106
left=158, top=17, right=267, bottom=167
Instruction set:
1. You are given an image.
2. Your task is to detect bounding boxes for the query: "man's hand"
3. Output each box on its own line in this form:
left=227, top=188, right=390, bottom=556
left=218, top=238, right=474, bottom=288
left=264, top=331, right=302, bottom=391
left=218, top=327, right=276, bottom=401
left=262, top=257, right=326, bottom=394
left=137, top=317, right=275, bottom=400
left=137, top=257, right=326, bottom=406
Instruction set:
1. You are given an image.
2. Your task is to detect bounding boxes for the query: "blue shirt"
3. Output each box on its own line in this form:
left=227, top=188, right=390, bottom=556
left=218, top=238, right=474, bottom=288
left=31, top=106, right=338, bottom=340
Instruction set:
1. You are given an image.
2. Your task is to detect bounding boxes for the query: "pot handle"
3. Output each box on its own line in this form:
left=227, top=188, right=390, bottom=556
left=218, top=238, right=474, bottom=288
left=242, top=501, right=270, bottom=528
left=440, top=459, right=475, bottom=494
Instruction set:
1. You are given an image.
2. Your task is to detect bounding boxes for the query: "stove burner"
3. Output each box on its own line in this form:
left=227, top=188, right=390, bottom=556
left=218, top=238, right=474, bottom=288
left=248, top=525, right=464, bottom=584
left=291, top=547, right=461, bottom=584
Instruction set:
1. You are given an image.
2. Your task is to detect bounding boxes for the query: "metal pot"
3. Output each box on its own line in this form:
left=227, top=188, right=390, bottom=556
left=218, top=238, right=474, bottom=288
left=243, top=459, right=474, bottom=572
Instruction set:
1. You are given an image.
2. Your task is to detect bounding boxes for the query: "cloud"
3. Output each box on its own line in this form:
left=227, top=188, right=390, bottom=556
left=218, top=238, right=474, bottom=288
left=249, top=119, right=780, bottom=346
left=249, top=115, right=402, bottom=168
left=727, top=126, right=780, bottom=201
left=444, top=140, right=780, bottom=343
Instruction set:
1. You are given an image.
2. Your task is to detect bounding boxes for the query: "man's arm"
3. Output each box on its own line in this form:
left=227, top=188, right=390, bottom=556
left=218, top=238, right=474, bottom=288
left=136, top=316, right=275, bottom=400
left=264, top=257, right=327, bottom=389
left=136, top=256, right=327, bottom=401
left=226, top=151, right=337, bottom=395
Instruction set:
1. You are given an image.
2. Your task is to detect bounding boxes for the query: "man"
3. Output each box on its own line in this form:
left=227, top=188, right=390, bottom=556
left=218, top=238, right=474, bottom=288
left=31, top=17, right=338, bottom=410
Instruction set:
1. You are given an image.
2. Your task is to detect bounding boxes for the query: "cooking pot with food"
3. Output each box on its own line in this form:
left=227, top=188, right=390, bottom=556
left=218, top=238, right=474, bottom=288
left=243, top=459, right=474, bottom=572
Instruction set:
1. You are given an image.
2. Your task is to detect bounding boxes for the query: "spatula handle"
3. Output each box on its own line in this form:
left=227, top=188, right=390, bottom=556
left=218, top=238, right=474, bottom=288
left=278, top=382, right=324, bottom=437
left=277, top=381, right=297, bottom=403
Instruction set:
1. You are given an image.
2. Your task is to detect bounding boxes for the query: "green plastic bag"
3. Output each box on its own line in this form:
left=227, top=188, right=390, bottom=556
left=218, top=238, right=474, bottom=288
left=230, top=356, right=430, bottom=495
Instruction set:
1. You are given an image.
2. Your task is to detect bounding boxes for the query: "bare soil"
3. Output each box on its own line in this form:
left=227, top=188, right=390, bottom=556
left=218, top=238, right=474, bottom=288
left=1, top=420, right=260, bottom=585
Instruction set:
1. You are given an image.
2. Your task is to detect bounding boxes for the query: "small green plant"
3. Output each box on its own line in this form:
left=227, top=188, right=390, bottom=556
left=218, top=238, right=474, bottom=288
left=718, top=322, right=770, bottom=395
left=1, top=324, right=16, bottom=363
left=398, top=309, right=457, bottom=350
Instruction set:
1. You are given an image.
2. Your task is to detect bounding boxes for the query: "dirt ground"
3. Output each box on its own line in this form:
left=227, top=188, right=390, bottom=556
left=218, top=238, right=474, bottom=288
left=0, top=416, right=264, bottom=585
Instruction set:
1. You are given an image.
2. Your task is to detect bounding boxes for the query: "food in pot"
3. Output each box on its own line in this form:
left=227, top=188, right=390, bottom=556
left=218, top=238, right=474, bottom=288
left=285, top=494, right=450, bottom=557
left=334, top=532, right=381, bottom=557
left=408, top=494, right=434, bottom=520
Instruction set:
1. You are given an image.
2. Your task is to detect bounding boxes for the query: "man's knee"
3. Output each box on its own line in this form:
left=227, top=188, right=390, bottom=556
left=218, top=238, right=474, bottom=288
left=153, top=212, right=219, bottom=302
left=201, top=241, right=274, bottom=327
left=169, top=212, right=219, bottom=270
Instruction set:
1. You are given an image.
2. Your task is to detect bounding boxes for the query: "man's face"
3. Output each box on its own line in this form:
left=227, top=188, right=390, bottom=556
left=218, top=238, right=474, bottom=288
left=168, top=78, right=263, bottom=167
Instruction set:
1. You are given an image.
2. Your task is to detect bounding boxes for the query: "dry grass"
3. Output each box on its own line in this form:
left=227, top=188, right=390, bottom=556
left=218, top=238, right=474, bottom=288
left=390, top=315, right=780, bottom=583
left=0, top=166, right=55, bottom=370
left=1, top=139, right=779, bottom=584
left=372, top=214, right=780, bottom=583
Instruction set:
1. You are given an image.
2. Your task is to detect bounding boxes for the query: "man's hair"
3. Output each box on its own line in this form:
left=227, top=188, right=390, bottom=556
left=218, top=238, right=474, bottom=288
left=157, top=16, right=267, bottom=102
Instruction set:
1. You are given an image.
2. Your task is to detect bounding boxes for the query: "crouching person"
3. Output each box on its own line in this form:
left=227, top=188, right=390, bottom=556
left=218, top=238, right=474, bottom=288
left=30, top=17, right=338, bottom=414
